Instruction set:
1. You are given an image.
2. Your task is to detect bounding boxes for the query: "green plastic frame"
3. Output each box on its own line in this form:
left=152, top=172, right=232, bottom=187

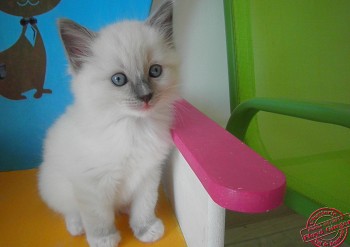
left=226, top=98, right=350, bottom=141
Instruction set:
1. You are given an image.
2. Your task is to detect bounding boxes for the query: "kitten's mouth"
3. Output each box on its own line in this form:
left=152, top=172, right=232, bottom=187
left=141, top=102, right=152, bottom=111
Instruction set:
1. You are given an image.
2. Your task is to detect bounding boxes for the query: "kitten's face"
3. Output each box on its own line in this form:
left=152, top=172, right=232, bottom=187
left=59, top=1, right=178, bottom=117
left=76, top=21, right=179, bottom=117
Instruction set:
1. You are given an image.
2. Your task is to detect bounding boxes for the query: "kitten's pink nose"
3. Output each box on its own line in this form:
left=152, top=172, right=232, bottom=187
left=139, top=93, right=153, bottom=103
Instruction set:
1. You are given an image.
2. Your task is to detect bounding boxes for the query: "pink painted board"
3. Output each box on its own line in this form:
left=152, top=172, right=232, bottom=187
left=171, top=100, right=286, bottom=213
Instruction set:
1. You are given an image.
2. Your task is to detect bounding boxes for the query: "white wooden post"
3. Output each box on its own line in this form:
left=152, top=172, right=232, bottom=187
left=163, top=149, right=226, bottom=247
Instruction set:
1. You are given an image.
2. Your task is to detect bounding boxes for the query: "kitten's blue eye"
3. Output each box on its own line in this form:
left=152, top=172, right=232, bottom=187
left=111, top=73, right=127, bottom=86
left=149, top=64, right=162, bottom=78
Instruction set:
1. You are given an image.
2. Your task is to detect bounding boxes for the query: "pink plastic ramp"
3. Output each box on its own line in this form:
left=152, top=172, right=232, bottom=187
left=171, top=100, right=286, bottom=213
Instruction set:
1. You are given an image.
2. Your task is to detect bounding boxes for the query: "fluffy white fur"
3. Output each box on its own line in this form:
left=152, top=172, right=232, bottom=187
left=38, top=2, right=179, bottom=247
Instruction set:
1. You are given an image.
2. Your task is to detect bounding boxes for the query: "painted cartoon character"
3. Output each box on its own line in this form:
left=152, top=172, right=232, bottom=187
left=0, top=0, right=60, bottom=100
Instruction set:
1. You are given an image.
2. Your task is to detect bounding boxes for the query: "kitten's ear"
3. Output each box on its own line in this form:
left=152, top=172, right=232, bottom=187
left=146, top=0, right=174, bottom=47
left=58, top=19, right=96, bottom=73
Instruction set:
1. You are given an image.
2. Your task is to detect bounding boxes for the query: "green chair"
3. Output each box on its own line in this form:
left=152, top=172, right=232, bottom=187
left=224, top=0, right=350, bottom=222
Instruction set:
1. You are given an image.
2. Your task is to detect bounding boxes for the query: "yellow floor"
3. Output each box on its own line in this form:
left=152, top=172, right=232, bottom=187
left=0, top=169, right=186, bottom=247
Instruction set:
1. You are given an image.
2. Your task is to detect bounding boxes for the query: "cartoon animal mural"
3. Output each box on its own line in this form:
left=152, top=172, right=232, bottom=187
left=0, top=0, right=61, bottom=100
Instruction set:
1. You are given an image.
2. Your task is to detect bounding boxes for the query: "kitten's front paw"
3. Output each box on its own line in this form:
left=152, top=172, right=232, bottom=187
left=87, top=232, right=121, bottom=247
left=133, top=218, right=164, bottom=243
left=65, top=215, right=84, bottom=236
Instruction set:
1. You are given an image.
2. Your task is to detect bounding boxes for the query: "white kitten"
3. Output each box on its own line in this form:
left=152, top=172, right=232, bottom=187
left=38, top=1, right=179, bottom=247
